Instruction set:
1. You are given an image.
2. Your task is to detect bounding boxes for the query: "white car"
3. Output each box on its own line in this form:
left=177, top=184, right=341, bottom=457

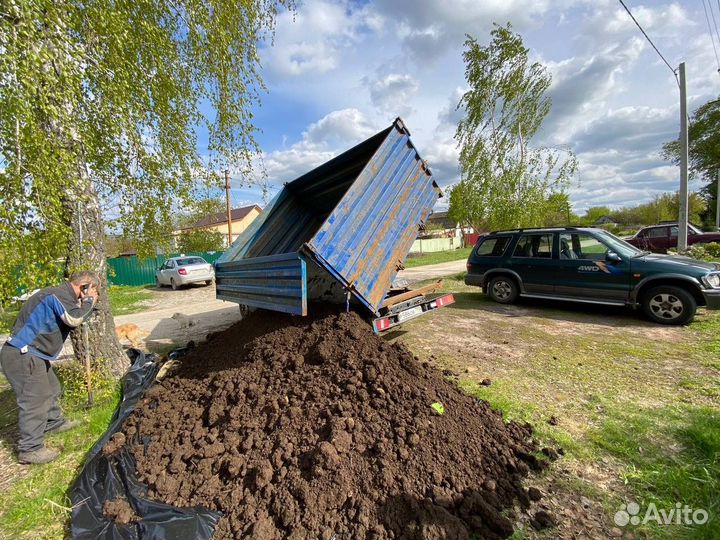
left=155, top=256, right=215, bottom=290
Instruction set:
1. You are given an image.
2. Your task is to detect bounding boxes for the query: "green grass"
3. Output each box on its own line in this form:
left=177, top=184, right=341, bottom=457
left=461, top=382, right=720, bottom=539
left=403, top=246, right=473, bottom=268
left=108, top=284, right=154, bottom=316
left=0, top=385, right=120, bottom=539
left=399, top=276, right=720, bottom=539
left=589, top=405, right=719, bottom=539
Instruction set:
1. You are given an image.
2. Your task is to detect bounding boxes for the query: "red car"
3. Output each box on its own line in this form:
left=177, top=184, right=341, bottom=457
left=625, top=223, right=720, bottom=253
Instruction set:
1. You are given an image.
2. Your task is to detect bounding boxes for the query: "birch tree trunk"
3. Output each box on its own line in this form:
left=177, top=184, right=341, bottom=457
left=64, top=174, right=128, bottom=378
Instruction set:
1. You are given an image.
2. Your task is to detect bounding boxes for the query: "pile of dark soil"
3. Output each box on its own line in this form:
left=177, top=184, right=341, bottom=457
left=115, top=311, right=551, bottom=539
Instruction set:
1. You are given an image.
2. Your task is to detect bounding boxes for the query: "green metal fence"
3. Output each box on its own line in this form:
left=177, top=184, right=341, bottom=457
left=107, top=251, right=224, bottom=286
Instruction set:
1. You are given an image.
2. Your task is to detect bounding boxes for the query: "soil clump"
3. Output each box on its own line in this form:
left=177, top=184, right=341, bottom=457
left=102, top=498, right=137, bottom=524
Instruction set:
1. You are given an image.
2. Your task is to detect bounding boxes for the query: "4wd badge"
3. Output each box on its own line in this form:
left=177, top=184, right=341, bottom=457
left=578, top=261, right=622, bottom=275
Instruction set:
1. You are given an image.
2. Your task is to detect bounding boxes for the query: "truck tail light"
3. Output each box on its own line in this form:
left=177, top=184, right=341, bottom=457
left=373, top=317, right=391, bottom=333
left=178, top=268, right=187, bottom=275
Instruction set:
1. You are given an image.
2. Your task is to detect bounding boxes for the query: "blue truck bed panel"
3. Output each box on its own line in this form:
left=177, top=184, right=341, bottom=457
left=216, top=118, right=440, bottom=316
left=216, top=253, right=307, bottom=315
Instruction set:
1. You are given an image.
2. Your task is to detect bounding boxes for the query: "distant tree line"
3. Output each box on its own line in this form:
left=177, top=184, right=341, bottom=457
left=572, top=192, right=707, bottom=227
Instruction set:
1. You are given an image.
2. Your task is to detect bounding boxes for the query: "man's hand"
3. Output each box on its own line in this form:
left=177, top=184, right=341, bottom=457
left=82, top=284, right=99, bottom=306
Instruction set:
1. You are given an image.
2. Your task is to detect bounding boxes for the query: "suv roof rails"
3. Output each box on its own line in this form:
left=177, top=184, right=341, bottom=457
left=489, top=226, right=595, bottom=234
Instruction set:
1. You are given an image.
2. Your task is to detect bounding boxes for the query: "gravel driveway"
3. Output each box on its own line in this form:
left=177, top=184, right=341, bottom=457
left=115, top=260, right=469, bottom=352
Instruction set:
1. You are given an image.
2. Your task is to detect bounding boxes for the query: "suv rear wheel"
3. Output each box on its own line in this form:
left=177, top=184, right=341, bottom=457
left=487, top=276, right=519, bottom=304
left=642, top=285, right=696, bottom=325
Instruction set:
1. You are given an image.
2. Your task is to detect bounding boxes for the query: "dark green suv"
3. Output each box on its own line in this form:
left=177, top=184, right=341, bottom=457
left=465, top=227, right=720, bottom=325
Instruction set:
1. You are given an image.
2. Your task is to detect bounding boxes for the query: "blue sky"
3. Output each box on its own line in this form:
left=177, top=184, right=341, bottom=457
left=217, top=0, right=720, bottom=214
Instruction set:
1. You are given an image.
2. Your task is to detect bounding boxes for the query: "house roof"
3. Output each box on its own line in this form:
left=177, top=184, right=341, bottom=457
left=593, top=215, right=617, bottom=225
left=426, top=211, right=457, bottom=229
left=186, top=204, right=261, bottom=230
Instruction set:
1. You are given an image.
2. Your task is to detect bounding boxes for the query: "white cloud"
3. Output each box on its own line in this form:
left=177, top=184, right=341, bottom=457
left=437, top=87, right=467, bottom=133
left=423, top=136, right=460, bottom=191
left=573, top=105, right=676, bottom=153
left=569, top=155, right=679, bottom=211
left=261, top=0, right=376, bottom=77
left=366, top=73, right=420, bottom=116
left=303, top=109, right=379, bottom=148
left=253, top=109, right=381, bottom=187
left=248, top=0, right=719, bottom=216
left=542, top=37, right=647, bottom=142
left=596, top=2, right=693, bottom=37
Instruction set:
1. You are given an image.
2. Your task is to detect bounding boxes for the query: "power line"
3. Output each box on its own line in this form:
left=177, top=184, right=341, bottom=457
left=617, top=0, right=679, bottom=85
left=709, top=0, right=720, bottom=49
left=702, top=0, right=720, bottom=75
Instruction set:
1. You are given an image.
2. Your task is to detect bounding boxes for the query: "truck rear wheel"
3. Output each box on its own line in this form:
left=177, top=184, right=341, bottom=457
left=487, top=276, right=519, bottom=304
left=642, top=285, right=696, bottom=325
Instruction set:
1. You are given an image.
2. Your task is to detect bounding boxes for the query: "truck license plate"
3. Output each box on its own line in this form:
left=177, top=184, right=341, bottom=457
left=398, top=305, right=423, bottom=322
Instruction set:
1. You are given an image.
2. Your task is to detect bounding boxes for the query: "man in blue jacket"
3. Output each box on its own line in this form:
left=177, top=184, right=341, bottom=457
left=1, top=271, right=99, bottom=464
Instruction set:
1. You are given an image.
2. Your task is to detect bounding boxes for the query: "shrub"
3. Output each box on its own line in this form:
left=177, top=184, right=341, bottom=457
left=679, top=242, right=720, bottom=262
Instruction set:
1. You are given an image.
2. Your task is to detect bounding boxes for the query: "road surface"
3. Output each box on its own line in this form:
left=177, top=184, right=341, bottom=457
left=397, top=259, right=466, bottom=283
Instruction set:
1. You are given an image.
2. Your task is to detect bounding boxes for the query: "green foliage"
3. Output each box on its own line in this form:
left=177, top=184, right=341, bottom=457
left=664, top=97, right=720, bottom=180
left=450, top=23, right=577, bottom=232
left=175, top=197, right=228, bottom=229
left=587, top=191, right=707, bottom=228
left=679, top=242, right=720, bottom=262
left=0, top=308, right=19, bottom=333
left=430, top=401, right=445, bottom=415
left=542, top=192, right=578, bottom=226
left=104, top=235, right=137, bottom=258
left=177, top=228, right=226, bottom=253
left=0, top=0, right=291, bottom=291
left=663, top=97, right=720, bottom=227
left=579, top=206, right=611, bottom=225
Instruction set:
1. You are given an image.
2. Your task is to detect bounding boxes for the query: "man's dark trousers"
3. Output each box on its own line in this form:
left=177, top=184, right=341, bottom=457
left=0, top=344, right=65, bottom=452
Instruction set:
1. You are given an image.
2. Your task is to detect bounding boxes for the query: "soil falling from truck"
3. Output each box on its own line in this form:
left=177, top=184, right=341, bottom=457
left=116, top=311, right=550, bottom=539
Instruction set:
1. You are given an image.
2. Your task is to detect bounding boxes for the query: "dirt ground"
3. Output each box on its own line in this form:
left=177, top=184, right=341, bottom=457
left=1, top=265, right=717, bottom=539
left=113, top=283, right=242, bottom=353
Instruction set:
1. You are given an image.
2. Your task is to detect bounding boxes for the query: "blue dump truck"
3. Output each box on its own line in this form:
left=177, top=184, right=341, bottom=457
left=214, top=118, right=455, bottom=332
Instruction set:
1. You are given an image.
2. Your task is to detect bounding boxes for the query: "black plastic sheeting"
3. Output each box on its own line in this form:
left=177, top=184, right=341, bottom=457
left=69, top=348, right=220, bottom=540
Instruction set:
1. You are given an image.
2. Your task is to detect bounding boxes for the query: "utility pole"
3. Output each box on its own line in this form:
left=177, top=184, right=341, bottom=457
left=224, top=169, right=233, bottom=248
left=678, top=62, right=689, bottom=252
